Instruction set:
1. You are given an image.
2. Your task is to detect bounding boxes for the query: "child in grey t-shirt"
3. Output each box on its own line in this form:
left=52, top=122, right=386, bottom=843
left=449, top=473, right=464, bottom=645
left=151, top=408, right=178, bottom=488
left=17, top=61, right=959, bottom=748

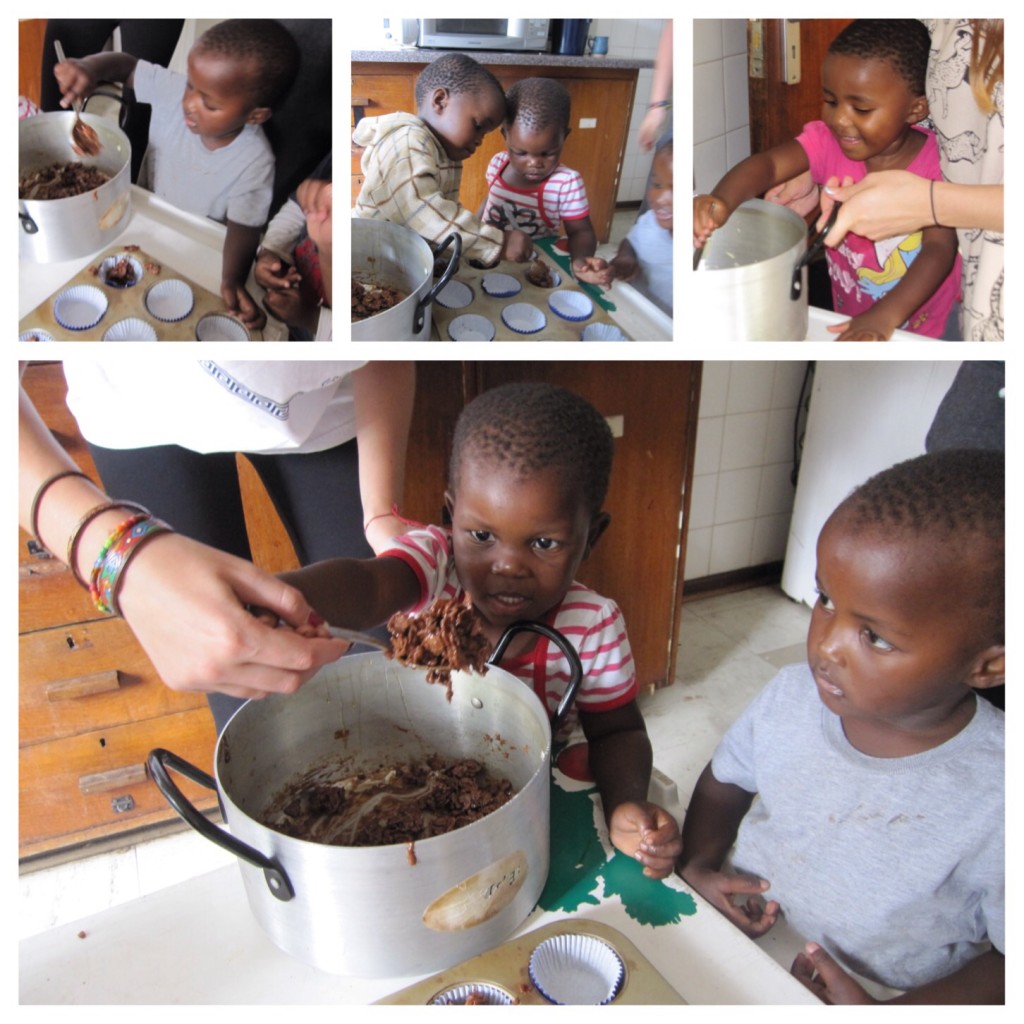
left=679, top=450, right=1004, bottom=1004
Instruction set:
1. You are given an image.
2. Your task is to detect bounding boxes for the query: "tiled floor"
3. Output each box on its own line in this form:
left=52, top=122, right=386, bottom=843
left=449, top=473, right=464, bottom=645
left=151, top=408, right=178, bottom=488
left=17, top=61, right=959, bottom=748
left=19, top=585, right=811, bottom=942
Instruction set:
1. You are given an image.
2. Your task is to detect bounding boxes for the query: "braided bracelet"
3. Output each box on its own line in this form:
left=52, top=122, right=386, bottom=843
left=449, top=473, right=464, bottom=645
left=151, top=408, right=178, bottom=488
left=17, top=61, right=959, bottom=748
left=29, top=469, right=92, bottom=549
left=67, top=501, right=151, bottom=588
left=89, top=515, right=171, bottom=616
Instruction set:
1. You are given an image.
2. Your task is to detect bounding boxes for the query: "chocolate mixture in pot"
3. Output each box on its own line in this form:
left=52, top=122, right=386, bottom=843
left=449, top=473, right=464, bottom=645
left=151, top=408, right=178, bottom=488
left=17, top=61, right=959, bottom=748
left=352, top=277, right=405, bottom=321
left=19, top=162, right=109, bottom=200
left=387, top=596, right=490, bottom=698
left=265, top=754, right=515, bottom=847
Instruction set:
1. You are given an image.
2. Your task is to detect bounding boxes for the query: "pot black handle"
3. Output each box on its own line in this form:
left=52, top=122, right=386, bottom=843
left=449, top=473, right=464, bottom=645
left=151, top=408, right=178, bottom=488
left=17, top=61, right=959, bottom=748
left=413, top=232, right=462, bottom=334
left=20, top=211, right=39, bottom=234
left=147, top=748, right=295, bottom=902
left=489, top=622, right=583, bottom=733
left=791, top=201, right=841, bottom=300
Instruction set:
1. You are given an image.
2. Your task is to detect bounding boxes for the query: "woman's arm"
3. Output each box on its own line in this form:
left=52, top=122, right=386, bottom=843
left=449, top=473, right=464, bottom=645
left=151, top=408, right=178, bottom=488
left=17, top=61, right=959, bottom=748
left=822, top=171, right=1003, bottom=244
left=20, top=374, right=348, bottom=698
left=351, top=362, right=416, bottom=553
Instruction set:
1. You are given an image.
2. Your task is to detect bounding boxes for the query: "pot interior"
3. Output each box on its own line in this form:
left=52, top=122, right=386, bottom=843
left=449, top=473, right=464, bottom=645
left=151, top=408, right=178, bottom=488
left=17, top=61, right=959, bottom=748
left=701, top=198, right=806, bottom=271
left=217, top=653, right=550, bottom=839
left=20, top=112, right=130, bottom=183
left=352, top=219, right=433, bottom=293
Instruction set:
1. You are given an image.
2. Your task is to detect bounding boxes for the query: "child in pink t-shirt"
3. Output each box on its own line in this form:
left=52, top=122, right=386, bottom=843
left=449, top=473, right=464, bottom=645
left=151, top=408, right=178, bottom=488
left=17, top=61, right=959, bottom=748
left=694, top=19, right=961, bottom=340
left=481, top=77, right=607, bottom=284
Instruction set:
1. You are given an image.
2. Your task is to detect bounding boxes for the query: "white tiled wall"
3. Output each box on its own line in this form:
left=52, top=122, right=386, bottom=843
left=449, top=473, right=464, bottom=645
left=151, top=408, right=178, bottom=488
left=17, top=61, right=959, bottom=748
left=685, top=362, right=809, bottom=581
left=693, top=19, right=750, bottom=193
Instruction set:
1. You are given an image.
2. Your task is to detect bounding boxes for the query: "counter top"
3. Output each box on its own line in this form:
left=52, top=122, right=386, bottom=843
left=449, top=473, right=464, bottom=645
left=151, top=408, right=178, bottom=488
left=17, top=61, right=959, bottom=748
left=353, top=49, right=653, bottom=70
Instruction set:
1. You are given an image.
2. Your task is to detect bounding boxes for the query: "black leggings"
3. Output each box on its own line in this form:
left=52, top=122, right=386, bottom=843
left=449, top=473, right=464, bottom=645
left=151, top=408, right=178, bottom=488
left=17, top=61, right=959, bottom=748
left=87, top=439, right=376, bottom=732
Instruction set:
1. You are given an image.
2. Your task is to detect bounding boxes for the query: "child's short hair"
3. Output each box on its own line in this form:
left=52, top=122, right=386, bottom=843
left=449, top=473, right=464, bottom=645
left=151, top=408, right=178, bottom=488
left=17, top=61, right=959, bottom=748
left=828, top=19, right=931, bottom=96
left=450, top=382, right=613, bottom=517
left=414, top=54, right=504, bottom=108
left=195, top=20, right=299, bottom=109
left=836, top=449, right=1004, bottom=640
left=505, top=77, right=571, bottom=133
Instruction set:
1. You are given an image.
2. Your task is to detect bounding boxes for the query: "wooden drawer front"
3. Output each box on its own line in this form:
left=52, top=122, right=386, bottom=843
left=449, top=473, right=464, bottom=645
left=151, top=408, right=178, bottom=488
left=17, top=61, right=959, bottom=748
left=20, top=618, right=209, bottom=742
left=19, top=710, right=219, bottom=858
left=19, top=536, right=103, bottom=634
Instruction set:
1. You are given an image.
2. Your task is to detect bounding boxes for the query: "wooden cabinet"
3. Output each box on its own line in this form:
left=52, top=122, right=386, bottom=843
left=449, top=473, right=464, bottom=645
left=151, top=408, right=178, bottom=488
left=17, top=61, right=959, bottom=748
left=18, top=364, right=219, bottom=863
left=352, top=61, right=639, bottom=242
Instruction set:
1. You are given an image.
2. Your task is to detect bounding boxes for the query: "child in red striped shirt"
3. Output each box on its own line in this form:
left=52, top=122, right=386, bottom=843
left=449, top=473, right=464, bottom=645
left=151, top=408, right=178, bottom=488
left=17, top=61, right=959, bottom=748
left=481, top=78, right=608, bottom=284
left=286, top=381, right=681, bottom=878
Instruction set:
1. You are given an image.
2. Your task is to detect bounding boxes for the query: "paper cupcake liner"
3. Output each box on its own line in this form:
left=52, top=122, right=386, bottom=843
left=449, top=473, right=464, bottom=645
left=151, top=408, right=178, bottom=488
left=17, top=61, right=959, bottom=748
left=501, top=302, right=546, bottom=335
left=581, top=323, right=628, bottom=342
left=145, top=279, right=194, bottom=322
left=102, top=317, right=158, bottom=341
left=481, top=272, right=522, bottom=298
left=528, top=933, right=625, bottom=1005
left=448, top=314, right=495, bottom=342
left=430, top=983, right=516, bottom=1005
left=53, top=285, right=108, bottom=331
left=100, top=254, right=144, bottom=289
left=19, top=329, right=55, bottom=342
left=195, top=314, right=250, bottom=341
left=435, top=279, right=474, bottom=309
left=549, top=289, right=594, bottom=322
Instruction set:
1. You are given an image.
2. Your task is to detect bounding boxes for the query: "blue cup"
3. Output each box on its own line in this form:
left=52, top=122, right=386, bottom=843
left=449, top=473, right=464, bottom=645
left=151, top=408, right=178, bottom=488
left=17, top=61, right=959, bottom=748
left=588, top=35, right=609, bottom=56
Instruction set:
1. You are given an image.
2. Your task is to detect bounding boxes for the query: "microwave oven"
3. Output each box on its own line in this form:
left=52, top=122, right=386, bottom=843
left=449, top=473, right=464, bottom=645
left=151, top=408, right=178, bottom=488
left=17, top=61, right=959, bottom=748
left=383, top=18, right=551, bottom=52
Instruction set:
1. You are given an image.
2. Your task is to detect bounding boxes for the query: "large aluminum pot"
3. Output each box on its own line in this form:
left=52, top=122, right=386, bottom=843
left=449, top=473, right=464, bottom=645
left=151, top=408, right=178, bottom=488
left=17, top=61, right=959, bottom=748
left=694, top=198, right=809, bottom=341
left=149, top=623, right=581, bottom=977
left=19, top=110, right=132, bottom=263
left=351, top=217, right=460, bottom=341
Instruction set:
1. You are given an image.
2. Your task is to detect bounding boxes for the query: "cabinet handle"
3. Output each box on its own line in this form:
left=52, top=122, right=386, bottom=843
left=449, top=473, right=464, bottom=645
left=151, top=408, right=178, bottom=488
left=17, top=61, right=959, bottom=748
left=46, top=669, right=123, bottom=702
left=79, top=763, right=148, bottom=795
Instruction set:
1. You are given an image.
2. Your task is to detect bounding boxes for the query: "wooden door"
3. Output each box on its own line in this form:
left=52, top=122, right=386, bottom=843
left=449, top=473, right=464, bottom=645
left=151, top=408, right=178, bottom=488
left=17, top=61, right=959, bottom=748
left=402, top=362, right=700, bottom=692
left=748, top=19, right=854, bottom=154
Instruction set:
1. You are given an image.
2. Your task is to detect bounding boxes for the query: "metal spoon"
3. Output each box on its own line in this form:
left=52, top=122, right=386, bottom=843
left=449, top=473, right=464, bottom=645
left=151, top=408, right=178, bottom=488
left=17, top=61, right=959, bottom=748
left=54, top=40, right=102, bottom=158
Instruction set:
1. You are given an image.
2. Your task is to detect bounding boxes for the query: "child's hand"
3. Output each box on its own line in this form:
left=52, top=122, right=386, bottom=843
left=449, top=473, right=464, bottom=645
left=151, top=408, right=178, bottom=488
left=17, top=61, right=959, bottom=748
left=54, top=58, right=95, bottom=109
left=571, top=256, right=613, bottom=286
left=609, top=247, right=640, bottom=283
left=826, top=308, right=896, bottom=342
left=679, top=863, right=780, bottom=938
left=221, top=282, right=268, bottom=332
left=254, top=250, right=301, bottom=292
left=262, top=281, right=319, bottom=335
left=500, top=229, right=534, bottom=263
left=608, top=800, right=682, bottom=879
left=791, top=943, right=877, bottom=1005
left=693, top=194, right=730, bottom=248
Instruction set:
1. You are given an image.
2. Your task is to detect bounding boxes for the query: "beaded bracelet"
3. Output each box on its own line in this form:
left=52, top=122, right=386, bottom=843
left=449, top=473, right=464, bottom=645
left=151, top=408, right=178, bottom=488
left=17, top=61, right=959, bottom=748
left=67, top=501, right=151, bottom=588
left=89, top=514, right=171, bottom=616
left=29, top=469, right=92, bottom=548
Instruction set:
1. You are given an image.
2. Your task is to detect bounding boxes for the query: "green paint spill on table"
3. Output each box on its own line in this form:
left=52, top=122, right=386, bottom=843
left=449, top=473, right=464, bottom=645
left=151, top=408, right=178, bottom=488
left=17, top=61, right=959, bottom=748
left=539, top=777, right=697, bottom=926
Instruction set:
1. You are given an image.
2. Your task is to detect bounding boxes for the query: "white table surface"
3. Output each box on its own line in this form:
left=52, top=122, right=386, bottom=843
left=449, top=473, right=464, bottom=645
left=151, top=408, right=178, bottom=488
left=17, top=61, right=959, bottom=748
left=19, top=185, right=287, bottom=341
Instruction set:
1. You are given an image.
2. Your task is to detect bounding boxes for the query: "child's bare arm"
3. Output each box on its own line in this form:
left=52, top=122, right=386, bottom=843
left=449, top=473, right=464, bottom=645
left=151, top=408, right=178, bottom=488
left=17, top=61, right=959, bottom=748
left=827, top=224, right=958, bottom=341
left=678, top=762, right=780, bottom=937
left=221, top=220, right=267, bottom=330
left=563, top=215, right=599, bottom=272
left=279, top=554, right=421, bottom=631
left=54, top=52, right=139, bottom=107
left=694, top=140, right=811, bottom=246
left=792, top=943, right=1004, bottom=1005
left=581, top=701, right=682, bottom=878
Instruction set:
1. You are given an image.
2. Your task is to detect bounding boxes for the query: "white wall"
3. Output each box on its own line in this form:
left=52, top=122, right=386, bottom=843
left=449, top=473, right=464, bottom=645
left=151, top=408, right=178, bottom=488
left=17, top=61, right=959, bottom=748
left=686, top=362, right=810, bottom=581
left=693, top=18, right=749, bottom=193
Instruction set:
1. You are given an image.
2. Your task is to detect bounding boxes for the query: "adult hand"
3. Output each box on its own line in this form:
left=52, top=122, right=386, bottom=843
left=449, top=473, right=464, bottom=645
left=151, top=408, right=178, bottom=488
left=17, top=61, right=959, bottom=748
left=608, top=800, right=682, bottom=879
left=298, top=179, right=332, bottom=252
left=764, top=170, right=820, bottom=218
left=679, top=863, right=780, bottom=937
left=819, top=170, right=931, bottom=246
left=791, top=943, right=877, bottom=1004
left=638, top=106, right=667, bottom=151
left=116, top=532, right=349, bottom=700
